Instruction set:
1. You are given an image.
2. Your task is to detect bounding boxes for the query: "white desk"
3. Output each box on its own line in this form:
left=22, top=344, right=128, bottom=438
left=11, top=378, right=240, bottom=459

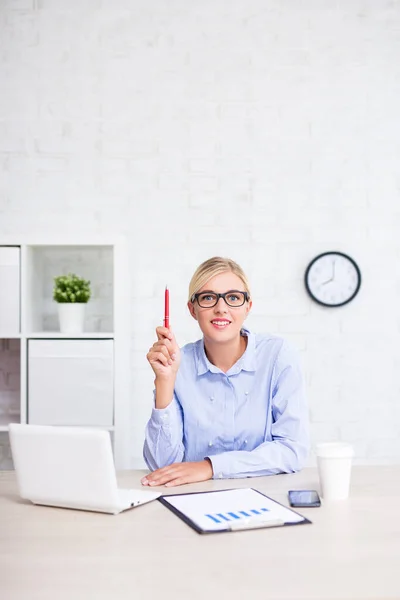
left=1, top=466, right=399, bottom=600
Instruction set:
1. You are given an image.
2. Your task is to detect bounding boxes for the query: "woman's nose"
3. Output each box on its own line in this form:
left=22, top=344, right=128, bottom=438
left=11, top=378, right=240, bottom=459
left=214, top=297, right=228, bottom=312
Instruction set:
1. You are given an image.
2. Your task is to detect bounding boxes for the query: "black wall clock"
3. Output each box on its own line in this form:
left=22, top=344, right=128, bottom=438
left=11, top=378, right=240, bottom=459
left=305, top=251, right=361, bottom=307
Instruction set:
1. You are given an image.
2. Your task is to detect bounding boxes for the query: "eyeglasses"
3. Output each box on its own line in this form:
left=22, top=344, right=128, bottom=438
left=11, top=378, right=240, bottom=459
left=191, top=290, right=250, bottom=308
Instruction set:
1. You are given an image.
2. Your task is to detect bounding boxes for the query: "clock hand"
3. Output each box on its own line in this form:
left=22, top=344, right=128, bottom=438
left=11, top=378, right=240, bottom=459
left=322, top=261, right=337, bottom=285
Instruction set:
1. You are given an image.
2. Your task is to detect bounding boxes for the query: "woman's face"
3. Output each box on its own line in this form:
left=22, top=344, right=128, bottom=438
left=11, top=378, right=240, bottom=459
left=188, top=271, right=252, bottom=344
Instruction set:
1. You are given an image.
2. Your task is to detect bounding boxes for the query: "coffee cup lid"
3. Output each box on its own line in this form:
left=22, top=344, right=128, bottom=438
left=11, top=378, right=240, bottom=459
left=315, top=442, right=354, bottom=458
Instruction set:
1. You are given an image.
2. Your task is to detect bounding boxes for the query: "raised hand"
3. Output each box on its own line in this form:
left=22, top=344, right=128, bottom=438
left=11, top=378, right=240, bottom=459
left=146, top=326, right=181, bottom=381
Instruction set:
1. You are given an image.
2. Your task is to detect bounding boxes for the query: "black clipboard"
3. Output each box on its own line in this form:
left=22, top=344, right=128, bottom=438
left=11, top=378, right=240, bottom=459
left=158, top=487, right=312, bottom=534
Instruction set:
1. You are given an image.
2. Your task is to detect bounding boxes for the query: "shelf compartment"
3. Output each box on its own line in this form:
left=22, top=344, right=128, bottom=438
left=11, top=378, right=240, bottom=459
left=23, top=245, right=114, bottom=334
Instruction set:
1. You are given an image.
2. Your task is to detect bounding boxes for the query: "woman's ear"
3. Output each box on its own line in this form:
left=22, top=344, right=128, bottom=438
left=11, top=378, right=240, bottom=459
left=245, top=299, right=253, bottom=317
left=187, top=301, right=198, bottom=321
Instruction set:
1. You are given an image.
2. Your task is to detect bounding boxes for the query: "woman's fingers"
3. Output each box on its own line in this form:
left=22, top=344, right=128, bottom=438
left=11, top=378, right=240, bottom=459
left=164, top=477, right=186, bottom=487
left=151, top=342, right=171, bottom=357
left=156, top=326, right=173, bottom=342
left=141, top=461, right=213, bottom=488
left=143, top=465, right=181, bottom=486
left=147, top=327, right=181, bottom=376
left=147, top=350, right=170, bottom=367
left=149, top=343, right=174, bottom=363
left=153, top=338, right=173, bottom=352
left=155, top=327, right=179, bottom=349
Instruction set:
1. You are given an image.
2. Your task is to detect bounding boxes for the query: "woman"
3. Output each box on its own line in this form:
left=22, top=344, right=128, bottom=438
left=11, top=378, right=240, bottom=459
left=141, top=257, right=309, bottom=487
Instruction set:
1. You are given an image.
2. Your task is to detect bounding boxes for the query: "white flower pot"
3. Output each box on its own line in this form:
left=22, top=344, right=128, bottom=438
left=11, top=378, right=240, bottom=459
left=57, top=303, right=86, bottom=334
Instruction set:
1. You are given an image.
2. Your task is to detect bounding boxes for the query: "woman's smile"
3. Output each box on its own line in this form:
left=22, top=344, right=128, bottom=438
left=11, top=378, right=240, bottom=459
left=210, top=319, right=231, bottom=330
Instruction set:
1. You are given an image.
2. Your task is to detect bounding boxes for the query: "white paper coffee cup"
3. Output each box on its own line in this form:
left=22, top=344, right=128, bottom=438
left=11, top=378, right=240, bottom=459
left=316, top=442, right=354, bottom=501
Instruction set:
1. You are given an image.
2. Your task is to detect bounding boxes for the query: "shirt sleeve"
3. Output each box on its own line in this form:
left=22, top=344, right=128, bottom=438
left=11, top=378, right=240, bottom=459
left=207, top=341, right=310, bottom=479
left=143, top=392, right=185, bottom=471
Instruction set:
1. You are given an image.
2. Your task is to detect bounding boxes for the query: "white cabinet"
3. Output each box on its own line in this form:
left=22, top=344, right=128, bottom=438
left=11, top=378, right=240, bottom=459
left=28, top=340, right=114, bottom=426
left=0, top=247, right=20, bottom=333
left=0, top=237, right=131, bottom=469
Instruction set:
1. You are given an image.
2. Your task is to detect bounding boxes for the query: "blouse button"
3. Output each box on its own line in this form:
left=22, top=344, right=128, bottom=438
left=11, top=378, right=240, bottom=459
left=208, top=441, right=213, bottom=447
left=244, top=440, right=248, bottom=445
left=245, top=391, right=249, bottom=395
left=210, top=396, right=215, bottom=402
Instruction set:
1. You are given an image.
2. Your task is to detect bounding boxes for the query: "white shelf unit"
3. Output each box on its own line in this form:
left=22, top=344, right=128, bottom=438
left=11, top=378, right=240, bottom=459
left=0, top=237, right=131, bottom=469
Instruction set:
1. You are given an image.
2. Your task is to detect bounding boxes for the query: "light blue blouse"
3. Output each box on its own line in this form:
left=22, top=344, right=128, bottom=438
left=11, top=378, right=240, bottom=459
left=143, top=329, right=309, bottom=479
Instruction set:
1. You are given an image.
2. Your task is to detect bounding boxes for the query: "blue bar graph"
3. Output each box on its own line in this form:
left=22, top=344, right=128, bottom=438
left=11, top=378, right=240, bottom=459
left=216, top=513, right=230, bottom=522
left=205, top=507, right=270, bottom=524
left=205, top=514, right=221, bottom=524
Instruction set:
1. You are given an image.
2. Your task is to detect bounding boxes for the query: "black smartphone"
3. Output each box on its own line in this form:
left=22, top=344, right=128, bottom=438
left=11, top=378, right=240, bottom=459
left=288, top=490, right=321, bottom=507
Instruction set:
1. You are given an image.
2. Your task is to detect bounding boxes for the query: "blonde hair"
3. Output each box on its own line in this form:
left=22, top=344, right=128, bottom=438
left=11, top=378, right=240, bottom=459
left=188, top=257, right=251, bottom=302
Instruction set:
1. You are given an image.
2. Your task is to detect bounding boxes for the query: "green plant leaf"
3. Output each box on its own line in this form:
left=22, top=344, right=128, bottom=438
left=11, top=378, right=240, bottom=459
left=53, top=272, right=91, bottom=303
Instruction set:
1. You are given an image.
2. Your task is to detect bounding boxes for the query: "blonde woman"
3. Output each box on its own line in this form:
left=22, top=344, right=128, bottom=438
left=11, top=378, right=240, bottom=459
left=142, top=257, right=309, bottom=488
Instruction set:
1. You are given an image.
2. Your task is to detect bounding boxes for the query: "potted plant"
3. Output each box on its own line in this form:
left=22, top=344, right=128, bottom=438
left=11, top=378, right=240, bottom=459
left=53, top=273, right=91, bottom=333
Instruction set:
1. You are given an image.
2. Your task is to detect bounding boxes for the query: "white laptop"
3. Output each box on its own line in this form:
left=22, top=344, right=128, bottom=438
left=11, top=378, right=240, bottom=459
left=8, top=423, right=161, bottom=515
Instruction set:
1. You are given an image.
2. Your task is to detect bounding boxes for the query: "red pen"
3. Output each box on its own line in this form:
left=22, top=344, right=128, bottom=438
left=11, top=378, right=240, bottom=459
left=163, top=285, right=169, bottom=329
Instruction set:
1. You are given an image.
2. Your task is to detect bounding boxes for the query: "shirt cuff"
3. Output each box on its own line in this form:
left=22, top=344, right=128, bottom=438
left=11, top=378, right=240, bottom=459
left=150, top=402, right=177, bottom=428
left=206, top=452, right=232, bottom=480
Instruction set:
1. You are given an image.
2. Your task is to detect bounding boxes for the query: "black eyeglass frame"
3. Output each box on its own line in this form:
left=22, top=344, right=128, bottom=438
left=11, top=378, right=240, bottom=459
left=190, top=290, right=250, bottom=308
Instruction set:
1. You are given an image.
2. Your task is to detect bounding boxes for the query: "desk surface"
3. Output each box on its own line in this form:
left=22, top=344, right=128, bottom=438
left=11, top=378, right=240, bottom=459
left=1, top=466, right=399, bottom=600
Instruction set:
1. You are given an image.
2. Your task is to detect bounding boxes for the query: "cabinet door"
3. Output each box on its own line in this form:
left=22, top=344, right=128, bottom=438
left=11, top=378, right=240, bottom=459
left=28, top=340, right=114, bottom=426
left=0, top=247, right=20, bottom=333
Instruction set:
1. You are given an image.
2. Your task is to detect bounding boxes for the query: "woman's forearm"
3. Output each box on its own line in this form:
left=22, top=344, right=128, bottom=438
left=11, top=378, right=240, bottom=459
left=154, top=377, right=176, bottom=409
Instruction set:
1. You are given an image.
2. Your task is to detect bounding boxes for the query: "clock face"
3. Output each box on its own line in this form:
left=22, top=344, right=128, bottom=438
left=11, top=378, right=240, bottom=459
left=305, top=252, right=361, bottom=307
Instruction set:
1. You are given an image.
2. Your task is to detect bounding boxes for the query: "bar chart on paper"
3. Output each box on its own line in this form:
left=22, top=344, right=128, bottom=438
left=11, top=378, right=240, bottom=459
left=162, top=488, right=306, bottom=532
left=206, top=506, right=270, bottom=524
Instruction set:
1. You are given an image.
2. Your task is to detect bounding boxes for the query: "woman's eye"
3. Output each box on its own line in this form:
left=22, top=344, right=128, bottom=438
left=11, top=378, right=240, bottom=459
left=202, top=295, right=215, bottom=302
left=228, top=294, right=239, bottom=302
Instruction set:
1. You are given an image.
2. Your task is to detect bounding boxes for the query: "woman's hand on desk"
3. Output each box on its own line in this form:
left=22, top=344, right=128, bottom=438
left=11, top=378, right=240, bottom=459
left=147, top=326, right=181, bottom=380
left=141, top=460, right=213, bottom=487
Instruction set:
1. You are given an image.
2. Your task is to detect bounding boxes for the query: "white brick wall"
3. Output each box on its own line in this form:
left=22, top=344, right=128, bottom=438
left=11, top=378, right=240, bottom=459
left=1, top=0, right=400, bottom=468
